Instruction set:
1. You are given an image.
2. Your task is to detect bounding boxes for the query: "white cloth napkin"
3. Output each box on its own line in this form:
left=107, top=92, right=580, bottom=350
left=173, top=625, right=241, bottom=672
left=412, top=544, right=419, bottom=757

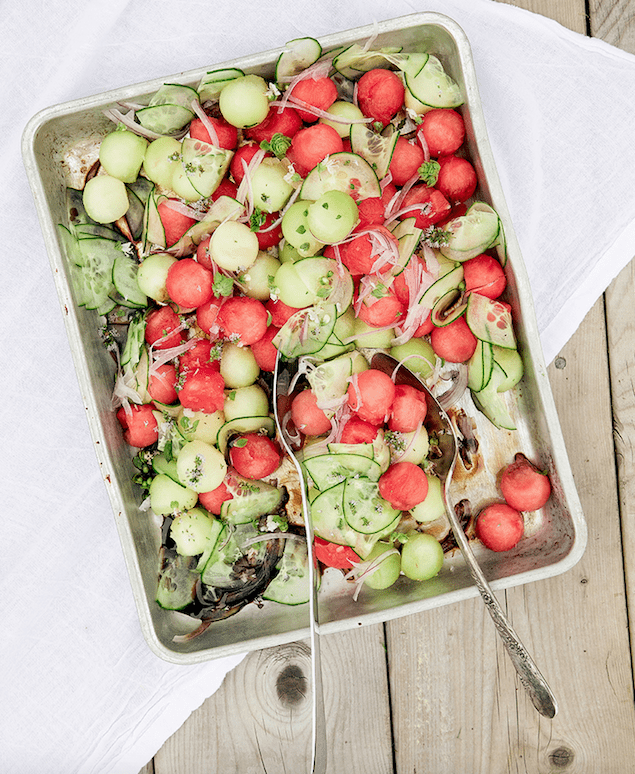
left=3, top=0, right=635, bottom=771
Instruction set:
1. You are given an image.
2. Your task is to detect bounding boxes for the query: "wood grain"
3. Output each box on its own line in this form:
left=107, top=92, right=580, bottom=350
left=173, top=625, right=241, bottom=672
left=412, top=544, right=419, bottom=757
left=143, top=1, right=635, bottom=772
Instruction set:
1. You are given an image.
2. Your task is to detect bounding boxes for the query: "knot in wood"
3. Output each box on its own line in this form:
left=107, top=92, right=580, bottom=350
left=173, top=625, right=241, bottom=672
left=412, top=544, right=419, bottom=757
left=276, top=663, right=307, bottom=707
left=548, top=746, right=574, bottom=768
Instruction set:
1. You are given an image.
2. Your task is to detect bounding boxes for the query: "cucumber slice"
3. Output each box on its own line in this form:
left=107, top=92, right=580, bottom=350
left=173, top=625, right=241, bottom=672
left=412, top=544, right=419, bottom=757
left=150, top=83, right=199, bottom=110
left=332, top=44, right=403, bottom=79
left=304, top=453, right=382, bottom=491
left=156, top=548, right=199, bottom=611
left=306, top=350, right=356, bottom=407
left=197, top=68, right=245, bottom=102
left=125, top=178, right=154, bottom=240
left=430, top=287, right=466, bottom=327
left=273, top=303, right=337, bottom=359
left=142, top=188, right=166, bottom=250
left=327, top=441, right=374, bottom=459
left=467, top=339, right=494, bottom=392
left=220, top=476, right=283, bottom=525
left=275, top=37, right=322, bottom=82
left=492, top=345, right=523, bottom=391
left=310, top=481, right=353, bottom=544
left=152, top=451, right=181, bottom=483
left=399, top=52, right=430, bottom=79
left=472, top=362, right=517, bottom=430
left=466, top=292, right=516, bottom=349
left=343, top=477, right=400, bottom=534
left=419, top=263, right=464, bottom=312
left=121, top=312, right=147, bottom=369
left=300, top=152, right=381, bottom=202
left=216, top=415, right=275, bottom=456
left=404, top=54, right=463, bottom=109
left=200, top=522, right=266, bottom=588
left=76, top=236, right=121, bottom=309
left=440, top=203, right=501, bottom=262
left=136, top=104, right=194, bottom=136
left=349, top=123, right=398, bottom=180
left=263, top=539, right=310, bottom=606
left=169, top=195, right=244, bottom=257
left=179, top=137, right=233, bottom=199
left=389, top=217, right=423, bottom=275
left=112, top=253, right=147, bottom=307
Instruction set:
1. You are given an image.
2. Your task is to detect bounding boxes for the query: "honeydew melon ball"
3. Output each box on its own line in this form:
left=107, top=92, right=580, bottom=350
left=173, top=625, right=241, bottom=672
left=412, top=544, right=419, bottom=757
left=149, top=473, right=198, bottom=515
left=401, top=531, right=444, bottom=581
left=137, top=252, right=177, bottom=303
left=176, top=407, right=225, bottom=445
left=320, top=100, right=366, bottom=138
left=176, top=439, right=227, bottom=493
left=219, top=74, right=270, bottom=128
left=250, top=158, right=294, bottom=213
left=307, top=190, right=359, bottom=244
left=99, top=128, right=148, bottom=183
left=273, top=261, right=317, bottom=308
left=82, top=174, right=129, bottom=223
left=223, top=384, right=270, bottom=421
left=170, top=507, right=219, bottom=557
left=240, top=251, right=281, bottom=301
left=278, top=241, right=303, bottom=263
left=210, top=220, right=259, bottom=271
left=143, top=136, right=181, bottom=189
left=411, top=473, right=446, bottom=523
left=390, top=338, right=437, bottom=381
left=281, top=200, right=324, bottom=257
left=363, top=541, right=401, bottom=590
left=220, top=342, right=260, bottom=388
left=390, top=426, right=429, bottom=466
left=171, top=164, right=204, bottom=202
left=353, top=318, right=395, bottom=349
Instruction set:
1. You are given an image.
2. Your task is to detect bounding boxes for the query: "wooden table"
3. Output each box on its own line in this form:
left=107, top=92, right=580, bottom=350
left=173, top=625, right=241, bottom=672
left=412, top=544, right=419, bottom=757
left=140, top=1, right=635, bottom=771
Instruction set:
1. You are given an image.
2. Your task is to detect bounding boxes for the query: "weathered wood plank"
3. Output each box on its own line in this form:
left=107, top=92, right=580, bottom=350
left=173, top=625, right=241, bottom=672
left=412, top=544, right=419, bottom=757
left=153, top=625, right=394, bottom=773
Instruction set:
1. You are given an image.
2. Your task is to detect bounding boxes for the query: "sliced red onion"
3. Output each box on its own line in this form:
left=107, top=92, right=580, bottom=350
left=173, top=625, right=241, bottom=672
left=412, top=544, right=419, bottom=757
left=416, top=126, right=431, bottom=163
left=163, top=199, right=207, bottom=222
left=190, top=100, right=220, bottom=147
left=437, top=365, right=469, bottom=409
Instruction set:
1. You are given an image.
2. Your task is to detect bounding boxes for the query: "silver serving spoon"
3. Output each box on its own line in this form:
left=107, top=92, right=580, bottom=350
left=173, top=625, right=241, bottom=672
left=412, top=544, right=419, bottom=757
left=273, top=352, right=328, bottom=774
left=370, top=351, right=558, bottom=719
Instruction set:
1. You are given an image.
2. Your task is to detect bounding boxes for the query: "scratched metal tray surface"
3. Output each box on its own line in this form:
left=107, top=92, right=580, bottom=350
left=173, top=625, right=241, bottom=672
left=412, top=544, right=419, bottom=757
left=22, top=12, right=586, bottom=664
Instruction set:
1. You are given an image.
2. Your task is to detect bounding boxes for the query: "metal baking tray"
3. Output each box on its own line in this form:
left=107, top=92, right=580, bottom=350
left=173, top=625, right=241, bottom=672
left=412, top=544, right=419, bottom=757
left=22, top=12, right=586, bottom=664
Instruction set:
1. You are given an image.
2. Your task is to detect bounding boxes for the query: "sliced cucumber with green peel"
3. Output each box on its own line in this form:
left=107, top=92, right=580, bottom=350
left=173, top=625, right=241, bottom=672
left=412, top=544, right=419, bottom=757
left=76, top=236, right=123, bottom=309
left=332, top=44, right=403, bottom=79
left=440, top=203, right=500, bottom=262
left=310, top=481, right=354, bottom=544
left=142, top=188, right=166, bottom=250
left=493, top=345, right=524, bottom=391
left=419, top=263, right=464, bottom=312
left=472, top=362, right=517, bottom=430
left=349, top=123, right=399, bottom=180
left=201, top=522, right=266, bottom=588
left=169, top=195, right=244, bottom=256
left=306, top=350, right=361, bottom=407
left=156, top=548, right=199, bottom=611
left=216, top=415, right=276, bottom=456
left=467, top=339, right=494, bottom=392
left=327, top=441, right=374, bottom=459
left=263, top=539, right=310, bottom=606
left=197, top=67, right=245, bottom=102
left=273, top=303, right=338, bottom=359
left=121, top=312, right=146, bottom=369
left=136, top=104, right=195, bottom=136
left=300, top=152, right=381, bottom=202
left=399, top=52, right=429, bottom=79
left=390, top=217, right=422, bottom=275
left=220, top=477, right=283, bottom=525
left=430, top=288, right=467, bottom=327
left=343, top=477, right=400, bottom=534
left=112, top=253, right=147, bottom=307
left=303, top=453, right=381, bottom=491
left=275, top=37, right=322, bottom=82
left=466, top=292, right=516, bottom=349
left=404, top=54, right=463, bottom=109
left=152, top=451, right=181, bottom=483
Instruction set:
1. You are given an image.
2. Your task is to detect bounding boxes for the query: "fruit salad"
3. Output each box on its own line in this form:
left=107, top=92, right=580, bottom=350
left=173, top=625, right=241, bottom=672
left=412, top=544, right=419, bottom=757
left=57, top=33, right=550, bottom=639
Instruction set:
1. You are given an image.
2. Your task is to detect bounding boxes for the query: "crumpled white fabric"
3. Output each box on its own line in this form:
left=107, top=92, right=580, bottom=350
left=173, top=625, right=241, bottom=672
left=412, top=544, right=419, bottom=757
left=3, top=0, right=635, bottom=771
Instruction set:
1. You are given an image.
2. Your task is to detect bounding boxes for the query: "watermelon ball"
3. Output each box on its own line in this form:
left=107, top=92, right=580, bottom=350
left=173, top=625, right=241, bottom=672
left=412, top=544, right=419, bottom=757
left=475, top=502, right=524, bottom=552
left=250, top=324, right=279, bottom=372
left=314, top=537, right=360, bottom=570
left=145, top=306, right=185, bottom=350
left=354, top=197, right=386, bottom=230
left=198, top=480, right=233, bottom=515
left=245, top=105, right=303, bottom=143
left=463, top=254, right=506, bottom=299
left=116, top=404, right=158, bottom=448
left=189, top=116, right=238, bottom=149
left=500, top=453, right=552, bottom=511
left=430, top=316, right=478, bottom=363
left=266, top=297, right=302, bottom=327
left=399, top=184, right=451, bottom=229
left=347, top=369, right=396, bottom=426
left=389, top=137, right=425, bottom=187
left=291, top=389, right=332, bottom=436
left=254, top=212, right=284, bottom=250
left=356, top=69, right=405, bottom=126
left=230, top=143, right=265, bottom=184
left=148, top=363, right=178, bottom=405
left=229, top=434, right=282, bottom=479
left=378, top=461, right=429, bottom=511
left=217, top=296, right=268, bottom=346
left=196, top=296, right=225, bottom=337
left=166, top=258, right=214, bottom=309
left=196, top=237, right=213, bottom=271
left=435, top=155, right=477, bottom=204
left=178, top=339, right=220, bottom=373
left=289, top=76, right=338, bottom=122
left=420, top=109, right=465, bottom=156
left=288, top=123, right=344, bottom=174
left=356, top=288, right=405, bottom=328
left=157, top=199, right=197, bottom=247
left=211, top=177, right=239, bottom=202
left=388, top=384, right=428, bottom=433
left=339, top=416, right=379, bottom=444
left=177, top=365, right=225, bottom=414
